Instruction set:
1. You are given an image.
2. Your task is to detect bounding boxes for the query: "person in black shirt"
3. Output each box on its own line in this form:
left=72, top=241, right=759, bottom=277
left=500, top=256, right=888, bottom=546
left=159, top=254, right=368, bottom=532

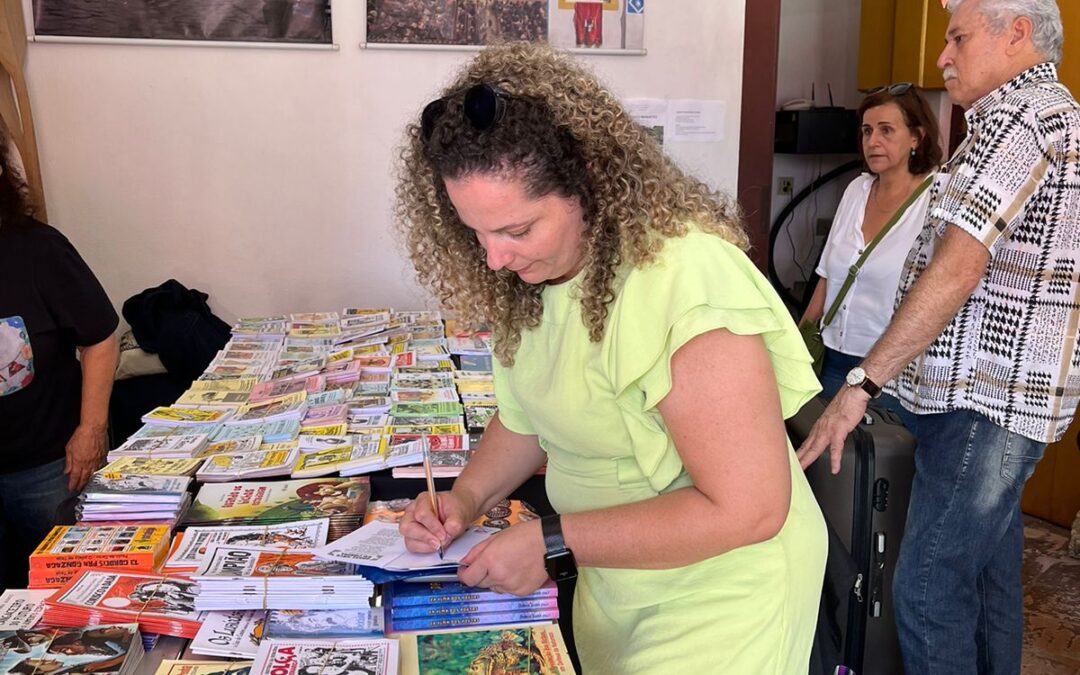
left=0, top=133, right=119, bottom=588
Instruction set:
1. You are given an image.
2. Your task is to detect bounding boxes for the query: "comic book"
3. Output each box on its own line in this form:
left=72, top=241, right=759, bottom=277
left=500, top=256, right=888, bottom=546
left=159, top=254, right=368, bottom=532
left=388, top=388, right=459, bottom=404
left=389, top=402, right=464, bottom=418
left=195, top=449, right=299, bottom=483
left=29, top=525, right=170, bottom=574
left=0, top=589, right=52, bottom=629
left=198, top=436, right=264, bottom=457
left=97, top=457, right=204, bottom=476
left=0, top=624, right=143, bottom=675
left=297, top=424, right=347, bottom=437
left=189, top=377, right=258, bottom=392
left=226, top=393, right=308, bottom=426
left=390, top=449, right=472, bottom=478
left=43, top=571, right=202, bottom=638
left=190, top=610, right=265, bottom=659
left=164, top=519, right=330, bottom=570
left=305, top=390, right=347, bottom=407
left=141, top=407, right=232, bottom=427
left=263, top=608, right=383, bottom=640
left=363, top=499, right=539, bottom=530
left=398, top=625, right=574, bottom=675
left=175, top=389, right=251, bottom=408
left=107, top=435, right=210, bottom=460
left=154, top=660, right=252, bottom=675
left=250, top=638, right=398, bottom=675
left=387, top=608, right=559, bottom=633
left=82, top=474, right=191, bottom=501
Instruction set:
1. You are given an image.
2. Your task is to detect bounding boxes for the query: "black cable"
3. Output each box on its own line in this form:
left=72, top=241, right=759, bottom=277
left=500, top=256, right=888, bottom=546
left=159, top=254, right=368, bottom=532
left=768, top=158, right=862, bottom=314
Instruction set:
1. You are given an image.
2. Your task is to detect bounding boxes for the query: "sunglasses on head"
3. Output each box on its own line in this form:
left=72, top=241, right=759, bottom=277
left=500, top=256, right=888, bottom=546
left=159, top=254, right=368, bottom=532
left=420, top=83, right=510, bottom=142
left=866, top=82, right=915, bottom=96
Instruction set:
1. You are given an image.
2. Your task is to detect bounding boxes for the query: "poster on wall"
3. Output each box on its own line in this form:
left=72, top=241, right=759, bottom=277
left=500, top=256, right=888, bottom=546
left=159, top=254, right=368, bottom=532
left=365, top=0, right=644, bottom=52
left=32, top=0, right=333, bottom=44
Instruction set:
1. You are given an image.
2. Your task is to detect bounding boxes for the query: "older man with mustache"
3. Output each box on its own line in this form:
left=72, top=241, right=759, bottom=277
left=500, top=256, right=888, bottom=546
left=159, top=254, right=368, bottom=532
left=797, top=0, right=1080, bottom=672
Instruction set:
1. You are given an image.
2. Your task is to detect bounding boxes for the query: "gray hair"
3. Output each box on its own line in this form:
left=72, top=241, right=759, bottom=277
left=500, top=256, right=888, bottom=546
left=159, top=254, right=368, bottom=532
left=947, top=0, right=1063, bottom=64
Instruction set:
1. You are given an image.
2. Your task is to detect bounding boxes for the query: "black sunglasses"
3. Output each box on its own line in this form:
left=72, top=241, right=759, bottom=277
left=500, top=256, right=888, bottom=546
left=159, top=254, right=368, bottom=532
left=866, top=82, right=914, bottom=96
left=420, top=83, right=510, bottom=142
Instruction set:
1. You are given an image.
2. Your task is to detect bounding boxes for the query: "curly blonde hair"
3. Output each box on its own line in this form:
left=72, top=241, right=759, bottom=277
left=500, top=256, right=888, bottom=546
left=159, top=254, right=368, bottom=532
left=395, top=42, right=747, bottom=365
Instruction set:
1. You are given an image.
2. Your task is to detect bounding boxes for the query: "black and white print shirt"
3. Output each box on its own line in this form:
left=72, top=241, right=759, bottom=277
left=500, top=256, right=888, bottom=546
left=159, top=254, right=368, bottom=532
left=892, top=63, right=1080, bottom=443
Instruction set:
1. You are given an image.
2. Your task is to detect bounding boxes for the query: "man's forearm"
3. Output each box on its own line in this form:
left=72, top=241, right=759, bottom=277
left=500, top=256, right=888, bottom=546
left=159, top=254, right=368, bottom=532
left=862, top=228, right=989, bottom=385
left=78, top=334, right=119, bottom=430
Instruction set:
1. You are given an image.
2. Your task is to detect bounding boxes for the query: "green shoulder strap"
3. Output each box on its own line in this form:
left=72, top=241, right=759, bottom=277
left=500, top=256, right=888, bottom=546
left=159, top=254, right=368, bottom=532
left=821, top=175, right=932, bottom=328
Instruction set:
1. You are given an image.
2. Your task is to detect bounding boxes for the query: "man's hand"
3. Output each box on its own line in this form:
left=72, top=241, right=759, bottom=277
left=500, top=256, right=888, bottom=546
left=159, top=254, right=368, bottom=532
left=65, top=424, right=107, bottom=491
left=796, top=385, right=871, bottom=474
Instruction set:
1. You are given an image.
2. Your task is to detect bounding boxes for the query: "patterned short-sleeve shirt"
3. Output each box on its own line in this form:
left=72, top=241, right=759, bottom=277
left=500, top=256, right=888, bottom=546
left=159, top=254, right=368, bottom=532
left=891, top=63, right=1080, bottom=443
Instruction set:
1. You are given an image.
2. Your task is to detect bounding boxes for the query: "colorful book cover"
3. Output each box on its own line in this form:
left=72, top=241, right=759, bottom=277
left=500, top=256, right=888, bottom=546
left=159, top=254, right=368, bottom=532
left=83, top=474, right=190, bottom=498
left=30, top=525, right=169, bottom=571
left=386, top=580, right=557, bottom=608
left=0, top=624, right=142, bottom=675
left=142, top=407, right=231, bottom=426
left=187, top=479, right=369, bottom=524
left=404, top=625, right=573, bottom=675
left=389, top=598, right=559, bottom=620
left=49, top=571, right=201, bottom=620
left=166, top=520, right=330, bottom=568
left=192, top=546, right=359, bottom=582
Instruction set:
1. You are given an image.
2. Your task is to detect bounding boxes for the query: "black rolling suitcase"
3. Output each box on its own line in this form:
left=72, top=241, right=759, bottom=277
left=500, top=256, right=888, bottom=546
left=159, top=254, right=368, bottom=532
left=787, top=395, right=916, bottom=675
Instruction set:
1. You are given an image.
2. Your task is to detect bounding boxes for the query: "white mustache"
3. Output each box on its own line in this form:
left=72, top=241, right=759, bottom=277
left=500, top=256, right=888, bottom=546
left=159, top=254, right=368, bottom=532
left=943, top=67, right=958, bottom=81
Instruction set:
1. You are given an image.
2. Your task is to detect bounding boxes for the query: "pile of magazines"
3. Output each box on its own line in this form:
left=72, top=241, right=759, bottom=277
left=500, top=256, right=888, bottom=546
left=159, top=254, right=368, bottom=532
left=78, top=473, right=193, bottom=525
left=0, top=624, right=144, bottom=675
left=43, top=570, right=203, bottom=638
left=190, top=545, right=374, bottom=610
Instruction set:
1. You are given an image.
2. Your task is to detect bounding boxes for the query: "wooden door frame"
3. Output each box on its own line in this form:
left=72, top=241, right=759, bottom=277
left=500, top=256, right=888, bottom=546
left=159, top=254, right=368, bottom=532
left=737, top=0, right=781, bottom=270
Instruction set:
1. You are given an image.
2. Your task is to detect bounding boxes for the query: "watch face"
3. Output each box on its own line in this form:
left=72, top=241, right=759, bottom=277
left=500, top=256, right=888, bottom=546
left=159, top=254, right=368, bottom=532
left=846, top=367, right=866, bottom=387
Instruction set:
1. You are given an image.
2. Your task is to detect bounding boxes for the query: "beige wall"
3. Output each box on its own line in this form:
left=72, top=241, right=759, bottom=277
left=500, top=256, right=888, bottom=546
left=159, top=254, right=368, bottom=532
left=25, top=0, right=745, bottom=323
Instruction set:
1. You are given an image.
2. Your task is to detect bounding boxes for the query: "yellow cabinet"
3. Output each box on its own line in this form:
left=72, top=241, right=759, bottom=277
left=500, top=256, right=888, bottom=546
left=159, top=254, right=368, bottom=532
left=859, top=0, right=948, bottom=90
left=859, top=0, right=1074, bottom=92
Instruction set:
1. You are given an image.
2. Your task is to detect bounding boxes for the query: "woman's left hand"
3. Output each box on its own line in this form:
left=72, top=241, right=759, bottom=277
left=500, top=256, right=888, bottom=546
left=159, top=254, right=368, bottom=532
left=457, top=519, right=550, bottom=596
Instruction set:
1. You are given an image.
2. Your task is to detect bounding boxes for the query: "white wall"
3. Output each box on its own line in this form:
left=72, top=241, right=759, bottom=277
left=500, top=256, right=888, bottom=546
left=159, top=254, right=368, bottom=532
left=24, top=0, right=745, bottom=323
left=771, top=0, right=863, bottom=295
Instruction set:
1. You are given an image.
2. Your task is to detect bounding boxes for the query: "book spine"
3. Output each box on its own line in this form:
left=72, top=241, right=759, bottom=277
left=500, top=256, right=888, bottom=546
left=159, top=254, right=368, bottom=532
left=388, top=608, right=559, bottom=632
left=388, top=585, right=558, bottom=607
left=389, top=597, right=559, bottom=619
left=29, top=552, right=158, bottom=571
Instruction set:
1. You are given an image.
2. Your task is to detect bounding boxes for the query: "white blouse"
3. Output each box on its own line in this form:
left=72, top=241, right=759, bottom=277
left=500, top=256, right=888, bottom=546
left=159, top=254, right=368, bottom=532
left=815, top=173, right=932, bottom=357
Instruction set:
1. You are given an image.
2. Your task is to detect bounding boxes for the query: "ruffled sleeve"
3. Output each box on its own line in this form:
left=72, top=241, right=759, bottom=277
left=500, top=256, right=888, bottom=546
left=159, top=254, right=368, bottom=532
left=604, top=231, right=821, bottom=422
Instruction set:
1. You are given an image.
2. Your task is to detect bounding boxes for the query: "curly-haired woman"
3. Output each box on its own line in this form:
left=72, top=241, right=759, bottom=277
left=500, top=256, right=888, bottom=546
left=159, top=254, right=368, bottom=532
left=396, top=43, right=826, bottom=673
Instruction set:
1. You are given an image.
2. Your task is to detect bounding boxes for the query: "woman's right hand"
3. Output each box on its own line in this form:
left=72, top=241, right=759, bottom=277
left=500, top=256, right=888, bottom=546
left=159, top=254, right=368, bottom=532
left=399, top=490, right=476, bottom=554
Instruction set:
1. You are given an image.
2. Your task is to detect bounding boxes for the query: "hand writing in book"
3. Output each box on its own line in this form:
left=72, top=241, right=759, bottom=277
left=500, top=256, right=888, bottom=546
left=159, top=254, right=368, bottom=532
left=400, top=490, right=475, bottom=553
left=457, top=520, right=548, bottom=596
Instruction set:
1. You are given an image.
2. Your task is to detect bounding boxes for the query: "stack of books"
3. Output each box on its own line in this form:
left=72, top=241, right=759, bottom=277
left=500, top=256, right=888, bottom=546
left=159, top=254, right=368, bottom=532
left=0, top=624, right=144, bottom=675
left=141, top=406, right=233, bottom=428
left=250, top=638, right=399, bottom=675
left=183, top=478, right=370, bottom=541
left=106, top=434, right=210, bottom=462
left=194, top=447, right=299, bottom=482
left=43, top=570, right=203, bottom=638
left=190, top=609, right=266, bottom=659
left=28, top=525, right=171, bottom=589
left=190, top=545, right=374, bottom=610
left=163, top=519, right=331, bottom=573
left=77, top=473, right=192, bottom=525
left=383, top=580, right=559, bottom=633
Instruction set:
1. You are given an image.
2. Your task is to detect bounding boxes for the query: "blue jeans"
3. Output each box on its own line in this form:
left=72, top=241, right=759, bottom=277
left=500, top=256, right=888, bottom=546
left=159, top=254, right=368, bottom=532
left=0, top=458, right=75, bottom=587
left=819, top=347, right=918, bottom=430
left=893, top=409, right=1045, bottom=674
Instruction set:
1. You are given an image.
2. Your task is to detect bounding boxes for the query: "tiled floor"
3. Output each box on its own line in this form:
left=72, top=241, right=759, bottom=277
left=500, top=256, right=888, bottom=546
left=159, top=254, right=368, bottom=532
left=1022, top=516, right=1080, bottom=674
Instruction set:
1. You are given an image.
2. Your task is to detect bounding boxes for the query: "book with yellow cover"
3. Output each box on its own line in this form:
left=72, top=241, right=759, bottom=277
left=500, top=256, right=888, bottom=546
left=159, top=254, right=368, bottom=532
left=28, top=525, right=170, bottom=588
left=99, top=456, right=205, bottom=477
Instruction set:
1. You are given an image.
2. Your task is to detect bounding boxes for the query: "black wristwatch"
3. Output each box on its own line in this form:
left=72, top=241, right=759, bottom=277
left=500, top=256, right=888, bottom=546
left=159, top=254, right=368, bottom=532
left=541, top=514, right=577, bottom=583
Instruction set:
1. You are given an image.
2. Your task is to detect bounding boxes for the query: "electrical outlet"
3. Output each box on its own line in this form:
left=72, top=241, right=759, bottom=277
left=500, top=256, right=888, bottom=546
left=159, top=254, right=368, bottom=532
left=778, top=176, right=794, bottom=196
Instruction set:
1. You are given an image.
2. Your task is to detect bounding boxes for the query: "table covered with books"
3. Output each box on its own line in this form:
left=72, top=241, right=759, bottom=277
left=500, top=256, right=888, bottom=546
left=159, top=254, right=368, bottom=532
left=0, top=309, right=578, bottom=675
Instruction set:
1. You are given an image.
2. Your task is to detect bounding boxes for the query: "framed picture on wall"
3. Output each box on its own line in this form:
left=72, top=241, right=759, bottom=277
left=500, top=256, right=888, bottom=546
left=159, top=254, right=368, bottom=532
left=31, top=0, right=333, bottom=45
left=365, top=0, right=644, bottom=53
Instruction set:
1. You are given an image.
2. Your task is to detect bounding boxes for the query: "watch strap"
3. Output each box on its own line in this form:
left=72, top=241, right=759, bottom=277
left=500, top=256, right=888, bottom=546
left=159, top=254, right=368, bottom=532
left=860, top=376, right=883, bottom=399
left=541, top=514, right=566, bottom=554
